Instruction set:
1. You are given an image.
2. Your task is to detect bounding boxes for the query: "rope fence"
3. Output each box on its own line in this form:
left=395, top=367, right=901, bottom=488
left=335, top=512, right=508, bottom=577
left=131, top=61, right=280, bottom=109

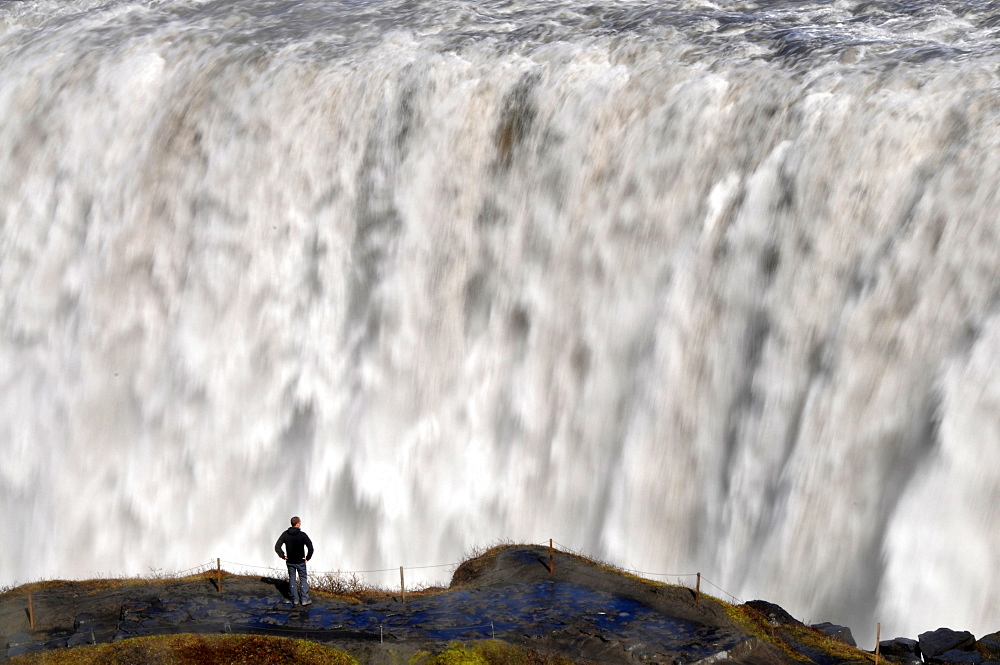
left=550, top=539, right=743, bottom=603
left=218, top=560, right=463, bottom=577
left=172, top=561, right=218, bottom=576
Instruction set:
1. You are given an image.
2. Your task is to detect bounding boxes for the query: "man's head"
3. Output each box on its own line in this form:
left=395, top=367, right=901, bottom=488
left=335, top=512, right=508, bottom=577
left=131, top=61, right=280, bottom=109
left=291, top=516, right=301, bottom=527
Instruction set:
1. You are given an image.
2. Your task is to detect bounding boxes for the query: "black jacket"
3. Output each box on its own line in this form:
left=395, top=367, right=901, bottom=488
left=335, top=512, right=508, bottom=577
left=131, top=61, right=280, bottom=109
left=275, top=527, right=314, bottom=564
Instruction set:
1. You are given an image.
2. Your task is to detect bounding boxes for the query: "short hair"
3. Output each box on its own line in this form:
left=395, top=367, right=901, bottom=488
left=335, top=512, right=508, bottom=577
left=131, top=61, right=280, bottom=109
left=290, top=516, right=301, bottom=527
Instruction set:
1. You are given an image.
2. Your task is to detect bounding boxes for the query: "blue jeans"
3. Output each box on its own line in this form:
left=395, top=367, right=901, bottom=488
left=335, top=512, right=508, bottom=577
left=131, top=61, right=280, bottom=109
left=287, top=562, right=309, bottom=603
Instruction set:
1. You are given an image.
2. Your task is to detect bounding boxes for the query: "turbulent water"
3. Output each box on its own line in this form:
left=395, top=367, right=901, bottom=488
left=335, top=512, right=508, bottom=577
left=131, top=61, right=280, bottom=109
left=3, top=0, right=1000, bottom=645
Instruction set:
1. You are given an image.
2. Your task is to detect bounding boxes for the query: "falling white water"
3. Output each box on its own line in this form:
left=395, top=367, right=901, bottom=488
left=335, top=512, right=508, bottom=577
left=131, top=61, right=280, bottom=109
left=2, top=0, right=1000, bottom=646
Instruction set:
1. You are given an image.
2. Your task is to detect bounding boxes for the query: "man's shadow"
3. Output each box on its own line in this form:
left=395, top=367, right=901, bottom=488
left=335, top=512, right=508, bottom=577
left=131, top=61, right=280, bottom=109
left=261, top=576, right=292, bottom=600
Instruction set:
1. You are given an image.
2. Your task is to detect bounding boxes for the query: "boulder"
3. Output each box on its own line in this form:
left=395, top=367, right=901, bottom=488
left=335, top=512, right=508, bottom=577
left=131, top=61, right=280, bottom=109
left=812, top=622, right=857, bottom=647
left=936, top=650, right=983, bottom=664
left=976, top=633, right=1000, bottom=660
left=920, top=629, right=977, bottom=662
left=879, top=637, right=921, bottom=660
left=743, top=601, right=802, bottom=627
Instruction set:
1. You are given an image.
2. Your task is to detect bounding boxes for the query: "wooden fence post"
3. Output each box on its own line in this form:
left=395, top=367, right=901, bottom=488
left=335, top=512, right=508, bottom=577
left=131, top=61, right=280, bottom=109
left=695, top=573, right=701, bottom=604
left=875, top=623, right=881, bottom=665
left=549, top=539, right=554, bottom=575
left=217, top=558, right=222, bottom=593
left=28, top=594, right=35, bottom=630
left=400, top=566, right=406, bottom=603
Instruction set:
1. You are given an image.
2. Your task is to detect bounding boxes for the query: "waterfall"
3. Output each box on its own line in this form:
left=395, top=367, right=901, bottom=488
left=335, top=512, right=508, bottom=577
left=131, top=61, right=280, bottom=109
left=2, top=0, right=999, bottom=645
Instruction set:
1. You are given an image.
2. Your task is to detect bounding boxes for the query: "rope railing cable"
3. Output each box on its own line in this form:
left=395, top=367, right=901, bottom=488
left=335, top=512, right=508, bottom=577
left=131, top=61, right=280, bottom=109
left=549, top=540, right=698, bottom=580
left=221, top=559, right=458, bottom=576
left=315, top=566, right=400, bottom=575
left=551, top=540, right=577, bottom=553
left=221, top=560, right=283, bottom=572
left=171, top=561, right=217, bottom=576
left=700, top=576, right=743, bottom=604
left=402, top=562, right=462, bottom=570
left=625, top=569, right=700, bottom=579
left=548, top=541, right=743, bottom=603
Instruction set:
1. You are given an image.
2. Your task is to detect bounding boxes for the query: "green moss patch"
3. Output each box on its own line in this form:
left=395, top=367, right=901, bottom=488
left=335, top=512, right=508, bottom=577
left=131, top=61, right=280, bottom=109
left=410, top=640, right=574, bottom=665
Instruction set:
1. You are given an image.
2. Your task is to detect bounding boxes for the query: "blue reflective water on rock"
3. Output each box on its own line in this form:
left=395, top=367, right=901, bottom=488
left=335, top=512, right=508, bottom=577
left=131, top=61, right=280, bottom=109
left=121, top=581, right=744, bottom=659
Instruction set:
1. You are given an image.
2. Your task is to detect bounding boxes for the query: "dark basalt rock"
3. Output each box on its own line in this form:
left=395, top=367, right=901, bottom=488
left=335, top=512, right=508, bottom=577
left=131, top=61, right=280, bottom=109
left=5, top=632, right=43, bottom=659
left=67, top=630, right=97, bottom=648
left=937, top=650, right=984, bottom=664
left=120, top=601, right=151, bottom=617
left=743, top=600, right=802, bottom=627
left=74, top=612, right=99, bottom=630
left=880, top=637, right=921, bottom=659
left=117, top=619, right=144, bottom=631
left=976, top=633, right=1000, bottom=660
left=155, top=609, right=191, bottom=625
left=812, top=622, right=857, bottom=647
left=920, top=628, right=977, bottom=662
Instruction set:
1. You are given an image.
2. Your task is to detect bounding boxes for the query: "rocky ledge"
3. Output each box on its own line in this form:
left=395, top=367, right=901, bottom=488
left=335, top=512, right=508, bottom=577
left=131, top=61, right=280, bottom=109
left=0, top=546, right=991, bottom=665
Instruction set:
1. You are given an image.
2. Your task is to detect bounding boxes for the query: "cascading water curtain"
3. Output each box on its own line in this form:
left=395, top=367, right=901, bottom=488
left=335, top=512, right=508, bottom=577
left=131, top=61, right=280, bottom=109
left=2, top=0, right=1000, bottom=644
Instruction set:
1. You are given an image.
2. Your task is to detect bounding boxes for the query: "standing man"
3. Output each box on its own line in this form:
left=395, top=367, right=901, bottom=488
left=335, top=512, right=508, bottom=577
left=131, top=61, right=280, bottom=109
left=275, top=516, right=314, bottom=606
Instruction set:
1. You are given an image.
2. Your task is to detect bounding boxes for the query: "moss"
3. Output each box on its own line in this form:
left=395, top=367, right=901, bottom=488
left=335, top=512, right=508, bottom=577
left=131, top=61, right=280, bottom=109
left=409, top=649, right=433, bottom=664
left=9, top=634, right=359, bottom=665
left=783, top=624, right=875, bottom=663
left=416, top=642, right=489, bottom=665
left=411, top=640, right=574, bottom=665
left=720, top=602, right=875, bottom=664
left=720, top=601, right=808, bottom=660
left=473, top=640, right=574, bottom=665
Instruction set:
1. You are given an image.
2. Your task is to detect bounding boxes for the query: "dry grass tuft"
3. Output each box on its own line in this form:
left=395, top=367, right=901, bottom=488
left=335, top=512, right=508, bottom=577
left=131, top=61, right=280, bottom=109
left=309, top=570, right=386, bottom=602
left=0, top=571, right=221, bottom=599
left=450, top=540, right=522, bottom=586
left=784, top=624, right=876, bottom=663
